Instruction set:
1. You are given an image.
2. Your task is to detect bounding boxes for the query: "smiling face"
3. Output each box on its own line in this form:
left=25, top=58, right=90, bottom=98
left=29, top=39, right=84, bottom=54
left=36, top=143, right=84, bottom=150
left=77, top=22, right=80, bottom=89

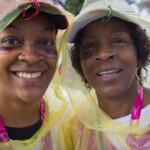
left=80, top=18, right=139, bottom=99
left=0, top=12, right=57, bottom=103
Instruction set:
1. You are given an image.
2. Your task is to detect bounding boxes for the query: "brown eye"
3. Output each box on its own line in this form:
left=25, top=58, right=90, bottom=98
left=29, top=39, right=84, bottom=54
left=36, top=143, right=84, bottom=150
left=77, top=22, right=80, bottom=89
left=38, top=38, right=56, bottom=52
left=82, top=42, right=98, bottom=50
left=3, top=38, right=19, bottom=45
left=112, top=39, right=127, bottom=46
left=41, top=40, right=52, bottom=46
left=39, top=39, right=55, bottom=46
left=0, top=37, right=21, bottom=50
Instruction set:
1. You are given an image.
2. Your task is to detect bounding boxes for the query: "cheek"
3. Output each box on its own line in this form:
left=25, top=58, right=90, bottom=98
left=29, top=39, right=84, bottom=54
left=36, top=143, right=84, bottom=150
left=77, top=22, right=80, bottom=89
left=80, top=50, right=96, bottom=60
left=81, top=60, right=93, bottom=79
left=81, top=61, right=87, bottom=74
left=118, top=47, right=138, bottom=66
left=43, top=61, right=57, bottom=84
left=43, top=51, right=57, bottom=60
left=47, top=60, right=57, bottom=73
left=0, top=48, right=13, bottom=55
left=0, top=50, right=16, bottom=69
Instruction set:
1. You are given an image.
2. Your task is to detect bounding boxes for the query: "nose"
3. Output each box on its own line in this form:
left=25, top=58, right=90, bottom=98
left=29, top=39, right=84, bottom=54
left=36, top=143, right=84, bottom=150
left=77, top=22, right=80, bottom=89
left=95, top=44, right=115, bottom=62
left=18, top=44, right=43, bottom=64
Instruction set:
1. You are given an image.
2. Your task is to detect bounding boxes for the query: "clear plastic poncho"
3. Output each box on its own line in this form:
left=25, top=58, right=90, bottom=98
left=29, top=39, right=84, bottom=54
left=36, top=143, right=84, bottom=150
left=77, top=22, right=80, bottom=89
left=0, top=0, right=74, bottom=150
left=60, top=0, right=150, bottom=149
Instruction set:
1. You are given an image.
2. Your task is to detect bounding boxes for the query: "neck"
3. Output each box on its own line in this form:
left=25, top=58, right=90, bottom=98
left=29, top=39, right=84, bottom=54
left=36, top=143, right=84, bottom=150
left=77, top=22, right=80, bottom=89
left=0, top=95, right=41, bottom=127
left=97, top=82, right=139, bottom=119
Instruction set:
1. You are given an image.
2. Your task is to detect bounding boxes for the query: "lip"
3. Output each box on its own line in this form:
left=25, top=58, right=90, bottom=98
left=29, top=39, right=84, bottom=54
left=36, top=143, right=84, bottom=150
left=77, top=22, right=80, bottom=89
left=96, top=68, right=122, bottom=81
left=10, top=70, right=46, bottom=82
left=11, top=68, right=46, bottom=72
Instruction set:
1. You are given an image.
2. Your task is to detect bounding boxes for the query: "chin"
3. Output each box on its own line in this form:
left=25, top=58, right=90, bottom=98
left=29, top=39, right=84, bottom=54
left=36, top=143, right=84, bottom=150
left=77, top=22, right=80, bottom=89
left=96, top=85, right=122, bottom=98
left=17, top=92, right=44, bottom=104
left=21, top=96, right=42, bottom=104
left=16, top=87, right=47, bottom=102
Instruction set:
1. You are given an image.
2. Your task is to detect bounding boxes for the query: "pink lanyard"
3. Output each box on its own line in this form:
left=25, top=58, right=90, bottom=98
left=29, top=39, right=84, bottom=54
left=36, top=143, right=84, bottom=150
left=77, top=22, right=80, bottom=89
left=91, top=85, right=144, bottom=150
left=130, top=85, right=144, bottom=125
left=99, top=85, right=144, bottom=150
left=0, top=100, right=45, bottom=142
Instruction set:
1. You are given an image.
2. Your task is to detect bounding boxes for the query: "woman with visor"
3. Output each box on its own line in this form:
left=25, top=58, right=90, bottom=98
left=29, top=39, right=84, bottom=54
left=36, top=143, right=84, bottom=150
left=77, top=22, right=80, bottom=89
left=0, top=0, right=71, bottom=149
left=62, top=0, right=150, bottom=149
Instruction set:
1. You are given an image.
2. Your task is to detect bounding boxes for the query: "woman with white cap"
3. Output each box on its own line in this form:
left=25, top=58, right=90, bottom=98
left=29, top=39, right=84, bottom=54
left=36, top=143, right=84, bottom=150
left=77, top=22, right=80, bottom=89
left=62, top=0, right=150, bottom=149
left=0, top=0, right=72, bottom=149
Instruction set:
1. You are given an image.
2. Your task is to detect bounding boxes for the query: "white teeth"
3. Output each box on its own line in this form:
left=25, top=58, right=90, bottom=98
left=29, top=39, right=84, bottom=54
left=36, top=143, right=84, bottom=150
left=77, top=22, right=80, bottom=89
left=27, top=74, right=32, bottom=78
left=32, top=73, right=37, bottom=78
left=98, top=70, right=119, bottom=76
left=20, top=72, right=23, bottom=78
left=16, top=72, right=42, bottom=79
left=23, top=73, right=26, bottom=78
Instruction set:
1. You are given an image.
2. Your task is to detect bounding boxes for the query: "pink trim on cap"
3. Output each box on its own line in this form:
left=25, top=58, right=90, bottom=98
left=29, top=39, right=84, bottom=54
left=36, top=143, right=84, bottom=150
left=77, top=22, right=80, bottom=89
left=23, top=0, right=40, bottom=20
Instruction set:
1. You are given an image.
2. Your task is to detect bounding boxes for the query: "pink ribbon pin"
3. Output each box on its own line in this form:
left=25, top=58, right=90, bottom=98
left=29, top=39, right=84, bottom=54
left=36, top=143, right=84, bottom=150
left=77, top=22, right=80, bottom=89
left=23, top=0, right=40, bottom=20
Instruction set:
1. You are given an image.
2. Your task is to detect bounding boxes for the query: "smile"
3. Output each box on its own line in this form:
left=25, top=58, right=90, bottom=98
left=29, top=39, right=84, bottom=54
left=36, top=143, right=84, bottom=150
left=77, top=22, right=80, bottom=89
left=96, top=69, right=121, bottom=76
left=16, top=72, right=42, bottom=79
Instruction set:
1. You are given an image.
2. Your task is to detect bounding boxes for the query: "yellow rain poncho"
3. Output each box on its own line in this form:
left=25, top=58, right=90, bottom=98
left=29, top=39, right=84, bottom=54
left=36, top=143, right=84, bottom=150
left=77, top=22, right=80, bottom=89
left=0, top=0, right=74, bottom=150
left=61, top=0, right=150, bottom=149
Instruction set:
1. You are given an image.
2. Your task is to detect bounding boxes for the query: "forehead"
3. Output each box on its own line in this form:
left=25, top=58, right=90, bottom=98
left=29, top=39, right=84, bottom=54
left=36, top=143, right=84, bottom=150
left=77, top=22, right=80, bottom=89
left=83, top=18, right=130, bottom=35
left=6, top=11, right=55, bottom=32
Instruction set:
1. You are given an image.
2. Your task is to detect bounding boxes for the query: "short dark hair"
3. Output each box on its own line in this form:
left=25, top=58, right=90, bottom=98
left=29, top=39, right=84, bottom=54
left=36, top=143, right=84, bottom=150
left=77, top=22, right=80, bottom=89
left=70, top=17, right=150, bottom=89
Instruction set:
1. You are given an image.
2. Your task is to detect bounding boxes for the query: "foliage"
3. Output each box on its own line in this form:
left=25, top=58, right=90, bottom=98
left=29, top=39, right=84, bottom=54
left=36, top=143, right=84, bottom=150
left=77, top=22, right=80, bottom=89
left=53, top=0, right=149, bottom=16
left=64, top=0, right=84, bottom=16
left=138, top=1, right=150, bottom=13
left=53, top=0, right=84, bottom=16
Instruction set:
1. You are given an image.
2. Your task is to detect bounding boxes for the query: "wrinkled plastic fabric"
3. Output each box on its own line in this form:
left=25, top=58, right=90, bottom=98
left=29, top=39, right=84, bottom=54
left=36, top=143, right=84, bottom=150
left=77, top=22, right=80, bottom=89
left=0, top=87, right=68, bottom=150
left=61, top=52, right=150, bottom=150
left=60, top=0, right=150, bottom=149
left=0, top=1, right=74, bottom=149
left=64, top=115, right=150, bottom=150
left=0, top=93, right=67, bottom=150
left=61, top=50, right=150, bottom=149
left=62, top=110, right=150, bottom=150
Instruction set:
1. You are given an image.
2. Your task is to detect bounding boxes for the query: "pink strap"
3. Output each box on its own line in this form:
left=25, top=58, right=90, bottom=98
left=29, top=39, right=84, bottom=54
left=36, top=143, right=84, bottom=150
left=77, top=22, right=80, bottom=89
left=0, top=117, right=9, bottom=142
left=23, top=0, right=40, bottom=20
left=40, top=99, right=45, bottom=124
left=130, top=85, right=144, bottom=125
left=0, top=99, right=45, bottom=142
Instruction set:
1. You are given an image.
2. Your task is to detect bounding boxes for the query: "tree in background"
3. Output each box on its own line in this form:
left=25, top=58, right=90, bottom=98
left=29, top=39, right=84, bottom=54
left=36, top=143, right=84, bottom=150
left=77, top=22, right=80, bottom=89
left=53, top=0, right=150, bottom=16
left=138, top=1, right=150, bottom=14
left=53, top=0, right=84, bottom=16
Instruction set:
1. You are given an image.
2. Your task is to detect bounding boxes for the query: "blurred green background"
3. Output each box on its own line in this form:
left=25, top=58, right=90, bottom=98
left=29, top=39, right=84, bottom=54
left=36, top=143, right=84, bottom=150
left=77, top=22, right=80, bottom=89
left=53, top=0, right=150, bottom=16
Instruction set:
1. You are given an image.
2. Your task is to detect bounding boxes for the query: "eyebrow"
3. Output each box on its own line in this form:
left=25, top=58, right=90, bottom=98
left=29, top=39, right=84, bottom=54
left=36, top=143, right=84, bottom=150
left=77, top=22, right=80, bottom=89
left=83, top=30, right=129, bottom=38
left=82, top=35, right=96, bottom=40
left=111, top=30, right=129, bottom=34
left=42, top=26, right=55, bottom=32
left=4, top=25, right=20, bottom=31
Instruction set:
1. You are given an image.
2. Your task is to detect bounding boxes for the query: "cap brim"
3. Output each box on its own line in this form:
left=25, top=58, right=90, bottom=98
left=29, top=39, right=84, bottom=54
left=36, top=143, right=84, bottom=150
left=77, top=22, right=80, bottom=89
left=50, top=14, right=68, bottom=30
left=0, top=0, right=68, bottom=32
left=39, top=2, right=69, bottom=30
left=67, top=12, right=106, bottom=42
left=67, top=4, right=150, bottom=43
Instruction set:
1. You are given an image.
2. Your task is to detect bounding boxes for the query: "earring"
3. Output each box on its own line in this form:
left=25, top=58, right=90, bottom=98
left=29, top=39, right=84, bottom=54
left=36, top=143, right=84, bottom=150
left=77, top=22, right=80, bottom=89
left=136, top=68, right=141, bottom=81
